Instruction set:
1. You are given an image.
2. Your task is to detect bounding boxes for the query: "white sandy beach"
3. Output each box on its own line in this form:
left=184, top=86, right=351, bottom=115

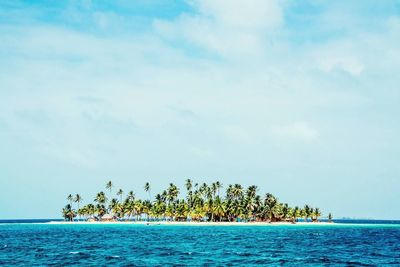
left=47, top=221, right=334, bottom=226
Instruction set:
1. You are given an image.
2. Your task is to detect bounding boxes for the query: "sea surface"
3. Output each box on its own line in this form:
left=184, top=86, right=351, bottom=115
left=1, top=220, right=400, bottom=266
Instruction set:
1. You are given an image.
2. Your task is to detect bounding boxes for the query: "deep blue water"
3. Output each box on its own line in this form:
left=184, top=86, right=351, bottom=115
left=1, top=222, right=400, bottom=266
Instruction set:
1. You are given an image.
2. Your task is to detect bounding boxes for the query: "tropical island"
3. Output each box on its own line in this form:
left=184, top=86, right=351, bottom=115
left=62, top=180, right=333, bottom=224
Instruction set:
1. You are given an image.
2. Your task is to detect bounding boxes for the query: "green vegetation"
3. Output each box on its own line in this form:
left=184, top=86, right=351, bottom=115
left=62, top=180, right=328, bottom=223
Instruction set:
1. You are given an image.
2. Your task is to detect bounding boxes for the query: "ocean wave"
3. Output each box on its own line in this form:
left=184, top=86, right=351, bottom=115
left=0, top=224, right=399, bottom=265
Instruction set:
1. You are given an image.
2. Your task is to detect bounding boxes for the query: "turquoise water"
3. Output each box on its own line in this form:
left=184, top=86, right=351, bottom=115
left=1, top=223, right=400, bottom=266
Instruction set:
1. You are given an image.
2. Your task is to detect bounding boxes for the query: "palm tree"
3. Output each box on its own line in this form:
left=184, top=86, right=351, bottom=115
left=114, top=202, right=124, bottom=219
left=67, top=194, right=73, bottom=206
left=328, top=212, right=333, bottom=223
left=232, top=184, right=244, bottom=200
left=190, top=206, right=205, bottom=221
left=292, top=206, right=300, bottom=223
left=117, top=189, right=124, bottom=203
left=144, top=182, right=151, bottom=200
left=77, top=207, right=86, bottom=220
left=245, top=196, right=255, bottom=221
left=216, top=181, right=223, bottom=197
left=313, top=208, right=321, bottom=222
left=74, top=194, right=82, bottom=221
left=106, top=180, right=113, bottom=199
left=134, top=200, right=144, bottom=221
left=213, top=196, right=225, bottom=221
left=281, top=203, right=290, bottom=221
left=127, top=191, right=135, bottom=201
left=167, top=183, right=179, bottom=203
left=124, top=199, right=135, bottom=220
left=96, top=204, right=106, bottom=218
left=185, top=179, right=193, bottom=213
left=226, top=184, right=233, bottom=199
left=175, top=199, right=188, bottom=221
left=94, top=191, right=107, bottom=205
left=303, top=205, right=311, bottom=222
left=74, top=194, right=82, bottom=209
left=211, top=183, right=217, bottom=198
left=165, top=203, right=174, bottom=221
left=62, top=204, right=75, bottom=221
left=61, top=179, right=324, bottom=224
left=185, top=179, right=192, bottom=192
left=142, top=200, right=151, bottom=221
left=199, top=183, right=208, bottom=197
left=86, top=204, right=95, bottom=219
left=109, top=198, right=119, bottom=212
left=264, top=193, right=279, bottom=222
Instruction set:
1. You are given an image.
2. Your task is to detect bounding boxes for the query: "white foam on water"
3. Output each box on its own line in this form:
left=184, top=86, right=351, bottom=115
left=69, top=251, right=80, bottom=254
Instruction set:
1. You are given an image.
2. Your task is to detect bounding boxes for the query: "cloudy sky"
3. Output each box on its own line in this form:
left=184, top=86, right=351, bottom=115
left=0, top=0, right=399, bottom=219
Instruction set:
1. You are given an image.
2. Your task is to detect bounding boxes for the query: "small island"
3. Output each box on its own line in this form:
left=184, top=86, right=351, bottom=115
left=62, top=180, right=333, bottom=224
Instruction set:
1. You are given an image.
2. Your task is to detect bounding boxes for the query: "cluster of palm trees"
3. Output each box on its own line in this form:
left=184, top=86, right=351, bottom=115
left=62, top=180, right=326, bottom=223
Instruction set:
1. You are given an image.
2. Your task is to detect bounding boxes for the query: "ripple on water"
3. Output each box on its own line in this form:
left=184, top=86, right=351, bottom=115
left=0, top=224, right=399, bottom=265
left=105, top=255, right=121, bottom=259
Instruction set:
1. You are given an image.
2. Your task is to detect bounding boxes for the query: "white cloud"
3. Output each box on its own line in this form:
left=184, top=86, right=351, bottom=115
left=190, top=146, right=216, bottom=160
left=319, top=56, right=364, bottom=76
left=154, top=0, right=282, bottom=59
left=1, top=1, right=400, bottom=219
left=308, top=39, right=365, bottom=76
left=190, top=0, right=282, bottom=29
left=271, top=122, right=318, bottom=141
left=222, top=125, right=254, bottom=145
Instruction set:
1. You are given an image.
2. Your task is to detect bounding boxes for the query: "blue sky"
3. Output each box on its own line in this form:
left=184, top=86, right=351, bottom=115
left=0, top=0, right=399, bottom=219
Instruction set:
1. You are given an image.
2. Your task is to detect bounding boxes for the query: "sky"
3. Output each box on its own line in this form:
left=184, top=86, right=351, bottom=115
left=0, top=0, right=399, bottom=219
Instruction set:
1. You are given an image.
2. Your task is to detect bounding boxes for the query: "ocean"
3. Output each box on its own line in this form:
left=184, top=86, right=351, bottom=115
left=1, top=221, right=400, bottom=266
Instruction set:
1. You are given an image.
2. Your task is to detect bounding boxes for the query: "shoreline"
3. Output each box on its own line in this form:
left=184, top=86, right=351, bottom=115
left=2, top=220, right=400, bottom=227
left=46, top=221, right=334, bottom=226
